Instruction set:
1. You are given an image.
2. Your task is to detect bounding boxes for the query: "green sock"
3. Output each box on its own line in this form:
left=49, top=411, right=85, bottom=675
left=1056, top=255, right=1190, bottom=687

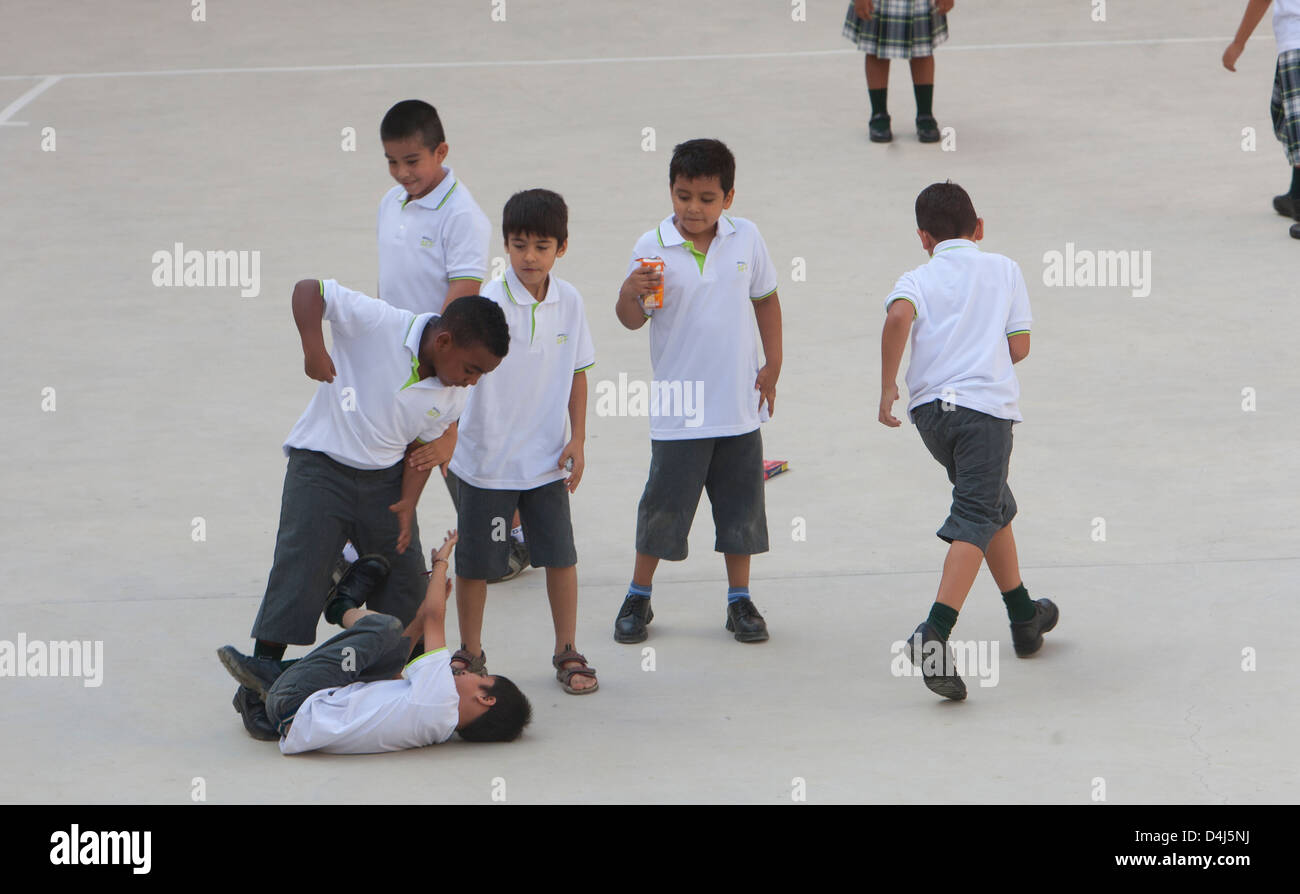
left=1001, top=583, right=1035, bottom=623
left=913, top=83, right=934, bottom=117
left=926, top=602, right=959, bottom=640
left=324, top=596, right=360, bottom=626
left=869, top=88, right=888, bottom=117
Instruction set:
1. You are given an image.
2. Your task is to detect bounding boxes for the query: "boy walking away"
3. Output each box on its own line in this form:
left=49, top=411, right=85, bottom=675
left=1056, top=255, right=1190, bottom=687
left=613, top=139, right=783, bottom=645
left=878, top=182, right=1057, bottom=701
left=408, top=189, right=598, bottom=693
left=219, top=531, right=532, bottom=752
left=1223, top=1, right=1300, bottom=239
left=844, top=0, right=954, bottom=143
left=231, top=279, right=508, bottom=740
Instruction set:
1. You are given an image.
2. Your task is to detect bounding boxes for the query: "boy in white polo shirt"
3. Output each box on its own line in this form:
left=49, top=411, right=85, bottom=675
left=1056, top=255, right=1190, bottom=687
left=409, top=189, right=598, bottom=693
left=218, top=530, right=533, bottom=752
left=1222, top=1, right=1300, bottom=240
left=229, top=279, right=509, bottom=740
left=612, top=139, right=783, bottom=645
left=878, top=181, right=1058, bottom=701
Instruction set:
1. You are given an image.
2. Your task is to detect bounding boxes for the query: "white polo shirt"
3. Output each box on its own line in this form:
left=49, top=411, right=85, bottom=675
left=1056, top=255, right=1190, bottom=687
left=377, top=167, right=491, bottom=314
left=283, top=279, right=469, bottom=470
left=886, top=239, right=1032, bottom=423
left=450, top=267, right=595, bottom=490
left=279, top=648, right=459, bottom=754
left=1276, top=0, right=1300, bottom=53
left=627, top=214, right=778, bottom=440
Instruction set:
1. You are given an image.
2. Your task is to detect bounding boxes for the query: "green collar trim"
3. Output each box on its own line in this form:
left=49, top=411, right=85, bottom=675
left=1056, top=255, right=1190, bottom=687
left=682, top=240, right=707, bottom=274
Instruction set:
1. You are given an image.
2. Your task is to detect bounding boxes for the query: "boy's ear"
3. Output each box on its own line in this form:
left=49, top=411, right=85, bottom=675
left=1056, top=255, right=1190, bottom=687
left=556, top=239, right=568, bottom=258
left=917, top=228, right=938, bottom=254
left=972, top=218, right=985, bottom=241
left=434, top=141, right=449, bottom=164
left=721, top=188, right=736, bottom=210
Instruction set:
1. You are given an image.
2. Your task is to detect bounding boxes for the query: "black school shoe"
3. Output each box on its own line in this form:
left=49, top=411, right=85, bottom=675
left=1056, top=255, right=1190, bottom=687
left=905, top=621, right=967, bottom=701
left=614, top=594, right=653, bottom=643
left=323, top=553, right=391, bottom=624
left=1009, top=598, right=1060, bottom=657
left=1291, top=222, right=1300, bottom=239
left=217, top=646, right=284, bottom=699
left=231, top=686, right=280, bottom=741
left=916, top=114, right=941, bottom=143
left=869, top=113, right=893, bottom=143
left=1272, top=194, right=1300, bottom=220
left=725, top=599, right=770, bottom=643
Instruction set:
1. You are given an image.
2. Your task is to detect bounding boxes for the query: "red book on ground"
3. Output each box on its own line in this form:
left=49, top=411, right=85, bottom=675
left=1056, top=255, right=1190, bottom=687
left=763, top=459, right=789, bottom=480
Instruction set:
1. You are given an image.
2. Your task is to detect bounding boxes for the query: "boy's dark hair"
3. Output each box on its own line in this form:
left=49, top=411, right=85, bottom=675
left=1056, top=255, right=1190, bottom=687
left=437, top=295, right=510, bottom=358
left=915, top=181, right=978, bottom=242
left=669, top=138, right=736, bottom=194
left=380, top=100, right=446, bottom=151
left=456, top=675, right=532, bottom=743
left=502, top=189, right=568, bottom=246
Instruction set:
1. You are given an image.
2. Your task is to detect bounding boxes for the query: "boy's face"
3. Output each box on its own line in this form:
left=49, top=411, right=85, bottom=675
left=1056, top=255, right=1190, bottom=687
left=427, top=332, right=503, bottom=387
left=383, top=135, right=448, bottom=200
left=453, top=670, right=498, bottom=716
left=670, top=174, right=735, bottom=242
left=506, top=232, right=567, bottom=295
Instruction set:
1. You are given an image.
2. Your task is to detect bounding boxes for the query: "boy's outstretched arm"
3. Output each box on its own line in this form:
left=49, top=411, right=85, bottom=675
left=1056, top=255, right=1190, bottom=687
left=419, top=531, right=458, bottom=653
left=389, top=439, right=434, bottom=554
left=1224, top=0, right=1272, bottom=70
left=292, top=279, right=336, bottom=382
left=879, top=298, right=915, bottom=427
left=752, top=291, right=783, bottom=417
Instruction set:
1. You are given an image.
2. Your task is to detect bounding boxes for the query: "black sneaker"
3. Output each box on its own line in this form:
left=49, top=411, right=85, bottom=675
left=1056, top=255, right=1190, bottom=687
left=1273, top=194, right=1300, bottom=220
left=1010, top=598, right=1060, bottom=657
left=324, top=553, right=391, bottom=624
left=231, top=686, right=280, bottom=741
left=916, top=114, right=941, bottom=143
left=869, top=113, right=893, bottom=143
left=217, top=646, right=284, bottom=699
left=614, top=594, right=653, bottom=643
left=905, top=622, right=967, bottom=700
left=725, top=599, right=769, bottom=643
left=488, top=540, right=530, bottom=584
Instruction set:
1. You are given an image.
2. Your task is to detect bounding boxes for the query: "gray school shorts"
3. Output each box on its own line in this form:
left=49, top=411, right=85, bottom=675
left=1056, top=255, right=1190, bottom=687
left=635, top=428, right=768, bottom=561
left=447, top=469, right=577, bottom=579
left=912, top=399, right=1017, bottom=553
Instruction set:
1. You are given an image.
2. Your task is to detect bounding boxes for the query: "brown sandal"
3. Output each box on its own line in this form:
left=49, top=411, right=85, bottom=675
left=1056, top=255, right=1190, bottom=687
left=451, top=645, right=487, bottom=674
left=552, top=647, right=598, bottom=695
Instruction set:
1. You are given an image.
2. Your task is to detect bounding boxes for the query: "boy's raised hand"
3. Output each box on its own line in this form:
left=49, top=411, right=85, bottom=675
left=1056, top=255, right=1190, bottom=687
left=879, top=383, right=902, bottom=427
left=431, top=529, right=457, bottom=566
left=304, top=346, right=336, bottom=383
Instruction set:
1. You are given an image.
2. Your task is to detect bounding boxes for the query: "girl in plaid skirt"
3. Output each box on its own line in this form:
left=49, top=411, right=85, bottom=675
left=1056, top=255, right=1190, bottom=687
left=1224, top=0, right=1300, bottom=240
left=843, top=0, right=954, bottom=143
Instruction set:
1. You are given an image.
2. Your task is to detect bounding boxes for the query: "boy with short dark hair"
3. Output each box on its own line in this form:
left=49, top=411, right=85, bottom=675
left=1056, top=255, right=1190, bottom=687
left=879, top=181, right=1057, bottom=701
left=408, top=189, right=597, bottom=693
left=612, top=138, right=783, bottom=645
left=219, top=531, right=532, bottom=751
left=229, top=278, right=509, bottom=739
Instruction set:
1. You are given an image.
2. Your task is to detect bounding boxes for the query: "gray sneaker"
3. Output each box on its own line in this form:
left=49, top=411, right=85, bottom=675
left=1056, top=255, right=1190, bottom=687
left=488, top=540, right=530, bottom=584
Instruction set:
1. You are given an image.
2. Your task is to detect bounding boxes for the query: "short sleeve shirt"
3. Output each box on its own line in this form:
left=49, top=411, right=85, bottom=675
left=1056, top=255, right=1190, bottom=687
left=279, top=648, right=460, bottom=754
left=449, top=268, right=596, bottom=490
left=886, top=239, right=1032, bottom=422
left=282, top=279, right=470, bottom=469
left=627, top=214, right=778, bottom=440
left=377, top=167, right=491, bottom=314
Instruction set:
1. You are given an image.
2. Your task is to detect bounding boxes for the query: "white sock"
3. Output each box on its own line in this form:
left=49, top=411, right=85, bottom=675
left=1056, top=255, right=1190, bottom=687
left=510, top=526, right=525, bottom=544
left=342, top=542, right=360, bottom=563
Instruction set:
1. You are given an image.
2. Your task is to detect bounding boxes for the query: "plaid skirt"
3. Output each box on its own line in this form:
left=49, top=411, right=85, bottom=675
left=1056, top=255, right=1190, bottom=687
left=843, top=0, right=948, bottom=59
left=1272, top=48, right=1300, bottom=166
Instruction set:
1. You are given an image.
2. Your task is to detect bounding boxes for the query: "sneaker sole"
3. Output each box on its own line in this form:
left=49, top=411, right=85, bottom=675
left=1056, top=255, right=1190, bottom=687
left=217, top=647, right=276, bottom=699
left=904, top=626, right=967, bottom=700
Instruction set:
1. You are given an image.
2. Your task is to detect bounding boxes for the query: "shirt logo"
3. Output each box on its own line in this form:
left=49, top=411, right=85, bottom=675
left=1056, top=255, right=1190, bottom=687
left=736, top=261, right=748, bottom=272
left=426, top=408, right=442, bottom=419
left=419, top=236, right=434, bottom=248
left=557, top=333, right=568, bottom=344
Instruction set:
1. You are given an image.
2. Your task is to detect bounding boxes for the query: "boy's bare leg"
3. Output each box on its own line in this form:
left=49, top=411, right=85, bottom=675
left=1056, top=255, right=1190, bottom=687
left=908, top=56, right=934, bottom=85
left=546, top=565, right=594, bottom=691
left=454, top=576, right=488, bottom=662
left=631, top=551, right=659, bottom=589
left=984, top=524, right=1022, bottom=592
left=723, top=553, right=750, bottom=589
left=934, top=540, right=984, bottom=612
left=865, top=54, right=890, bottom=89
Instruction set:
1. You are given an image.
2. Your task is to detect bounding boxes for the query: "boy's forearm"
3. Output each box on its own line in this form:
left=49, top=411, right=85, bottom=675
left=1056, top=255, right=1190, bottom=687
left=753, top=292, right=783, bottom=373
left=399, top=444, right=434, bottom=505
left=441, top=278, right=482, bottom=313
left=420, top=575, right=448, bottom=653
left=292, top=279, right=327, bottom=351
left=1234, top=0, right=1271, bottom=43
left=880, top=313, right=911, bottom=390
left=568, top=371, right=588, bottom=442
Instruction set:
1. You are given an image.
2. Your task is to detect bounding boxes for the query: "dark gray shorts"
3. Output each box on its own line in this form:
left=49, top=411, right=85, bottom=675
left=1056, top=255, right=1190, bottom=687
left=264, top=613, right=412, bottom=735
left=635, top=428, right=768, bottom=561
left=447, top=469, right=576, bottom=579
left=250, top=449, right=428, bottom=646
left=912, top=400, right=1017, bottom=552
